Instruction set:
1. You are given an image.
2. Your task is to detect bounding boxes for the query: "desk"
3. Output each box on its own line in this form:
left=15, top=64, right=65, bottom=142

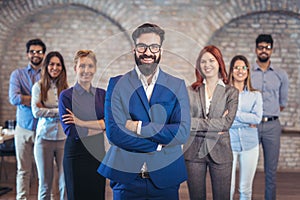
left=0, top=129, right=15, bottom=144
left=0, top=134, right=14, bottom=144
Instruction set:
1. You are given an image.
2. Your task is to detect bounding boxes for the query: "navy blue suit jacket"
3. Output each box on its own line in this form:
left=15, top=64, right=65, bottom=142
left=98, top=69, right=190, bottom=189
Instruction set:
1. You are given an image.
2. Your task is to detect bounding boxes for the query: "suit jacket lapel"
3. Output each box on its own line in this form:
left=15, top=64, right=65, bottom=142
left=209, top=85, right=225, bottom=117
left=127, top=69, right=150, bottom=112
left=199, top=85, right=207, bottom=118
left=149, top=70, right=166, bottom=105
left=147, top=70, right=171, bottom=123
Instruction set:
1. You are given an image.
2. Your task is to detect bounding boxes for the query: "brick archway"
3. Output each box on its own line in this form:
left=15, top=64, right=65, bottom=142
left=193, top=0, right=300, bottom=46
left=0, top=0, right=136, bottom=59
left=1, top=0, right=300, bottom=126
left=0, top=1, right=137, bottom=124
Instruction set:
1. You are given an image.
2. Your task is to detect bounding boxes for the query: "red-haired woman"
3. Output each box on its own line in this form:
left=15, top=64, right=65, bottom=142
left=184, top=45, right=239, bottom=200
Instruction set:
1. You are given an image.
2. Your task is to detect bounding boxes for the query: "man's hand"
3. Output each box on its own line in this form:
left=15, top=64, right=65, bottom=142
left=21, top=95, right=31, bottom=107
left=125, top=120, right=138, bottom=133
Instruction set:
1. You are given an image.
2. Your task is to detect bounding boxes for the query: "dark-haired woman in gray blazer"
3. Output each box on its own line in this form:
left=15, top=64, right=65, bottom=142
left=184, top=45, right=239, bottom=200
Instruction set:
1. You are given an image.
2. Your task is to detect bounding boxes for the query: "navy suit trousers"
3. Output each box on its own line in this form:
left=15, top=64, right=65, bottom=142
left=111, top=176, right=179, bottom=200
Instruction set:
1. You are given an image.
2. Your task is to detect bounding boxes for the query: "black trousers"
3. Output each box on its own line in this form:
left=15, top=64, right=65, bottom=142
left=63, top=135, right=106, bottom=200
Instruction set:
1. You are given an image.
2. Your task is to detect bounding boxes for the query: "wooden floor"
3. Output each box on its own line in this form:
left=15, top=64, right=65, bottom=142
left=0, top=158, right=299, bottom=200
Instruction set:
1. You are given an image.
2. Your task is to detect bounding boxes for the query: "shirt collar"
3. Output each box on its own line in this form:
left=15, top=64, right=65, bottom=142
left=203, top=79, right=225, bottom=87
left=253, top=61, right=274, bottom=71
left=74, top=82, right=96, bottom=96
left=50, top=80, right=57, bottom=88
left=135, top=65, right=160, bottom=86
left=27, top=63, right=41, bottom=73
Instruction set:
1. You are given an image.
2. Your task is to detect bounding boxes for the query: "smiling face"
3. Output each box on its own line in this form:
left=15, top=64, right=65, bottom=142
left=232, top=59, right=248, bottom=84
left=199, top=52, right=219, bottom=79
left=256, top=41, right=273, bottom=63
left=47, top=56, right=62, bottom=79
left=27, top=45, right=45, bottom=68
left=134, top=32, right=162, bottom=76
left=74, top=56, right=96, bottom=85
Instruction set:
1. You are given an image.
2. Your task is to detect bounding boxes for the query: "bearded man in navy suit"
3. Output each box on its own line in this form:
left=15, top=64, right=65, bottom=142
left=98, top=23, right=191, bottom=199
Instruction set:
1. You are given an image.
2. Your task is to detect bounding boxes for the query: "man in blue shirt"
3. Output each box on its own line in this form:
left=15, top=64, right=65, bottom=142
left=9, top=38, right=46, bottom=200
left=251, top=34, right=289, bottom=200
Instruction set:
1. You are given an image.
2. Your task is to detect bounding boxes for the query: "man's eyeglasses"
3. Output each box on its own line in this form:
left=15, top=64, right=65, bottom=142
left=233, top=66, right=248, bottom=71
left=29, top=50, right=44, bottom=55
left=256, top=45, right=272, bottom=51
left=135, top=43, right=161, bottom=54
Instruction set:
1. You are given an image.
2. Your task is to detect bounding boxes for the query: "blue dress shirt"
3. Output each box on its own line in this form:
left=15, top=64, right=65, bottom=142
left=251, top=62, right=289, bottom=117
left=9, top=64, right=41, bottom=131
left=229, top=89, right=263, bottom=152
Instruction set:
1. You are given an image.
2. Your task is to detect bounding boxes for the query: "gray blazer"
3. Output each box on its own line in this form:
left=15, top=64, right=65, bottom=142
left=184, top=84, right=239, bottom=164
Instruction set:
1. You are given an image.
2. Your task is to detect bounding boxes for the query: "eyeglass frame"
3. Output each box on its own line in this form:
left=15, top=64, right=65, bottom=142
left=29, top=50, right=44, bottom=55
left=135, top=43, right=161, bottom=54
left=256, top=45, right=272, bottom=51
left=233, top=66, right=248, bottom=71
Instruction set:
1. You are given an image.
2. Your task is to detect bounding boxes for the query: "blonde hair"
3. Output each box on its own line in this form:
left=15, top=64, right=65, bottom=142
left=74, top=50, right=97, bottom=68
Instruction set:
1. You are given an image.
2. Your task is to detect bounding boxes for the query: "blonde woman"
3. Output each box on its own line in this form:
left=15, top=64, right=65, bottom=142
left=59, top=50, right=106, bottom=200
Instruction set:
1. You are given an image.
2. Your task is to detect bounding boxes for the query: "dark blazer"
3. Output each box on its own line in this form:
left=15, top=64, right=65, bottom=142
left=183, top=84, right=238, bottom=164
left=98, top=69, right=191, bottom=189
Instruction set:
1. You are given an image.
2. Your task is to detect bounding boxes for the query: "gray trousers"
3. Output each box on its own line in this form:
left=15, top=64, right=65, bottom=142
left=257, top=119, right=282, bottom=200
left=15, top=125, right=35, bottom=200
left=34, top=136, right=67, bottom=200
left=185, top=154, right=232, bottom=200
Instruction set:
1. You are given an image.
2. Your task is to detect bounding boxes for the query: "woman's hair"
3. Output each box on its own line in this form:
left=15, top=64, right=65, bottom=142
left=40, top=51, right=68, bottom=102
left=73, top=49, right=97, bottom=68
left=191, top=45, right=228, bottom=90
left=228, top=55, right=257, bottom=92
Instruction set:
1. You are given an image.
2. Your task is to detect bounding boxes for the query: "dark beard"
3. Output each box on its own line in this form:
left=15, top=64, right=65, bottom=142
left=31, top=57, right=43, bottom=66
left=257, top=55, right=269, bottom=63
left=135, top=53, right=160, bottom=76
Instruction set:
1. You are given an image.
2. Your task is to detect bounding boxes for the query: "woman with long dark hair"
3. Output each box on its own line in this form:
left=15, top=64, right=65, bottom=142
left=228, top=55, right=262, bottom=200
left=31, top=51, right=68, bottom=200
